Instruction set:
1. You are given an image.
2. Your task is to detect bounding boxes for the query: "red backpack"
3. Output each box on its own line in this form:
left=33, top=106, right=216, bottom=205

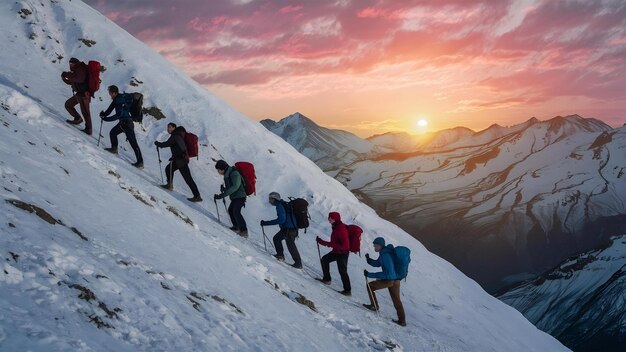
left=87, top=60, right=101, bottom=95
left=346, top=224, right=363, bottom=255
left=184, top=132, right=199, bottom=159
left=234, top=161, right=256, bottom=196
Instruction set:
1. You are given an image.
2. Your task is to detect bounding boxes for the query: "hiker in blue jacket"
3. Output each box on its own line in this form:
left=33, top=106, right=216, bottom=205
left=261, top=192, right=302, bottom=269
left=100, top=85, right=143, bottom=168
left=363, top=237, right=406, bottom=326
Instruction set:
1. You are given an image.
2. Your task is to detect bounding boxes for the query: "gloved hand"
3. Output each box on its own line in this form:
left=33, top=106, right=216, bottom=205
left=363, top=270, right=369, bottom=277
left=220, top=185, right=225, bottom=192
left=154, top=141, right=159, bottom=146
left=213, top=194, right=221, bottom=200
left=260, top=220, right=268, bottom=226
left=316, top=236, right=322, bottom=244
left=99, top=111, right=105, bottom=118
left=365, top=253, right=370, bottom=260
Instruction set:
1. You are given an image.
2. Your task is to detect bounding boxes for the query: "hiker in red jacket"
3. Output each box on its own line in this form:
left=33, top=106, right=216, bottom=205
left=316, top=212, right=352, bottom=296
left=61, top=57, right=92, bottom=135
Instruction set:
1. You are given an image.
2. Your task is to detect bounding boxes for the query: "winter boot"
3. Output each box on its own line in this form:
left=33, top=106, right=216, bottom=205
left=237, top=230, right=248, bottom=238
left=315, top=278, right=331, bottom=285
left=105, top=147, right=118, bottom=154
left=339, top=290, right=352, bottom=297
left=187, top=196, right=203, bottom=202
left=273, top=254, right=285, bottom=261
left=160, top=184, right=173, bottom=191
left=291, top=263, right=303, bottom=269
left=66, top=118, right=82, bottom=125
left=132, top=161, right=144, bottom=169
left=362, top=304, right=378, bottom=312
left=83, top=128, right=92, bottom=135
left=229, top=226, right=238, bottom=232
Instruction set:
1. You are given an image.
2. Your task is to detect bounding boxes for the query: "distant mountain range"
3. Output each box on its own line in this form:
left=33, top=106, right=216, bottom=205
left=263, top=112, right=626, bottom=351
left=498, top=234, right=626, bottom=351
left=262, top=113, right=626, bottom=291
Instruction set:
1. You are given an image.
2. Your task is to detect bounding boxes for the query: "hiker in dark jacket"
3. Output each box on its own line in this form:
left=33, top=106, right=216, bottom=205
left=315, top=212, right=351, bottom=296
left=214, top=160, right=248, bottom=237
left=155, top=123, right=202, bottom=202
left=261, top=192, right=302, bottom=268
left=363, top=237, right=406, bottom=327
left=100, top=85, right=143, bottom=168
left=62, top=57, right=92, bottom=135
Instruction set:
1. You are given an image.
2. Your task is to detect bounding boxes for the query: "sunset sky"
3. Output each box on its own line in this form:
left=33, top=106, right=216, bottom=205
left=85, top=0, right=626, bottom=137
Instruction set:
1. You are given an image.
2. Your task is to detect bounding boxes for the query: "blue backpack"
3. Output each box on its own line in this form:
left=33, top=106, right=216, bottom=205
left=393, top=246, right=411, bottom=280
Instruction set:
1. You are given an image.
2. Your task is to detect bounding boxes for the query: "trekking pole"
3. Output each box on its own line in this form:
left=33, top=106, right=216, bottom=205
left=316, top=242, right=322, bottom=262
left=365, top=276, right=381, bottom=318
left=97, top=118, right=103, bottom=146
left=261, top=225, right=267, bottom=252
left=261, top=225, right=275, bottom=253
left=156, top=147, right=164, bottom=184
left=214, top=198, right=221, bottom=224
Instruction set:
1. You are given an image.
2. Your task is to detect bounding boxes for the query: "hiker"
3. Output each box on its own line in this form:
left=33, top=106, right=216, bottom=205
left=363, top=237, right=406, bottom=327
left=214, top=160, right=248, bottom=237
left=315, top=212, right=351, bottom=296
left=154, top=123, right=202, bottom=202
left=61, top=57, right=92, bottom=135
left=100, top=85, right=143, bottom=168
left=260, top=192, right=302, bottom=269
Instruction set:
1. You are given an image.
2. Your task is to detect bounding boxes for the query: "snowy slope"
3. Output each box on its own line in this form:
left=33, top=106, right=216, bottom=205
left=261, top=112, right=384, bottom=171
left=336, top=116, right=624, bottom=291
left=0, top=1, right=567, bottom=351
left=498, top=235, right=626, bottom=351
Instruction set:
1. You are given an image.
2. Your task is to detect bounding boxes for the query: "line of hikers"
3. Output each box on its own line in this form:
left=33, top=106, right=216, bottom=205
left=61, top=57, right=409, bottom=327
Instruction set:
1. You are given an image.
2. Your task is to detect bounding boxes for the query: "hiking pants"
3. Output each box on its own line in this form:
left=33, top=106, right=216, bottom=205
left=165, top=159, right=200, bottom=197
left=367, top=279, right=405, bottom=324
left=110, top=119, right=143, bottom=163
left=273, top=229, right=301, bottom=266
left=228, top=197, right=247, bottom=232
left=321, top=252, right=351, bottom=292
left=65, top=93, right=92, bottom=132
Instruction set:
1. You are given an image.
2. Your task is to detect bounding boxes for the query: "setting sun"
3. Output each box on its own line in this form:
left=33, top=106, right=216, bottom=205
left=417, top=119, right=428, bottom=127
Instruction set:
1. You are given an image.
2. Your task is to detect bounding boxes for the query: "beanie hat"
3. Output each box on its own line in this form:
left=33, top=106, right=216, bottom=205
left=215, top=160, right=229, bottom=171
left=69, top=57, right=79, bottom=64
left=373, top=237, right=385, bottom=246
left=328, top=212, right=341, bottom=222
left=269, top=192, right=281, bottom=201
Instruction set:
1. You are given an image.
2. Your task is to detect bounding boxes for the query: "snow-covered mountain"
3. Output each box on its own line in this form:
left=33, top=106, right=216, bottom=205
left=498, top=234, right=626, bottom=351
left=0, top=1, right=567, bottom=351
left=261, top=112, right=384, bottom=171
left=366, top=132, right=421, bottom=152
left=337, top=115, right=624, bottom=292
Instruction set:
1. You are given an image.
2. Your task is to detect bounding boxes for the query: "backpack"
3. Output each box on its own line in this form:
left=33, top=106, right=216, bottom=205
left=234, top=162, right=256, bottom=196
left=287, top=197, right=310, bottom=232
left=346, top=224, right=363, bottom=255
left=87, top=60, right=101, bottom=95
left=392, top=246, right=411, bottom=280
left=128, top=93, right=143, bottom=123
left=184, top=132, right=199, bottom=159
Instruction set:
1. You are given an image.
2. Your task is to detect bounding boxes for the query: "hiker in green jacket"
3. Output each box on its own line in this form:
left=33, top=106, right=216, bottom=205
left=214, top=160, right=248, bottom=237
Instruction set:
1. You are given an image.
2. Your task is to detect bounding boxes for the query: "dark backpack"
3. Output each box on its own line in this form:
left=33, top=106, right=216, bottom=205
left=346, top=224, right=363, bottom=255
left=128, top=93, right=143, bottom=123
left=392, top=246, right=411, bottom=280
left=184, top=132, right=199, bottom=159
left=234, top=162, right=256, bottom=196
left=287, top=197, right=310, bottom=232
left=87, top=60, right=101, bottom=95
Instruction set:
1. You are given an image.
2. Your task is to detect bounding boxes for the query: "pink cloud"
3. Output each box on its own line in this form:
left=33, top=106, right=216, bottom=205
left=279, top=5, right=302, bottom=14
left=85, top=0, right=626, bottom=128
